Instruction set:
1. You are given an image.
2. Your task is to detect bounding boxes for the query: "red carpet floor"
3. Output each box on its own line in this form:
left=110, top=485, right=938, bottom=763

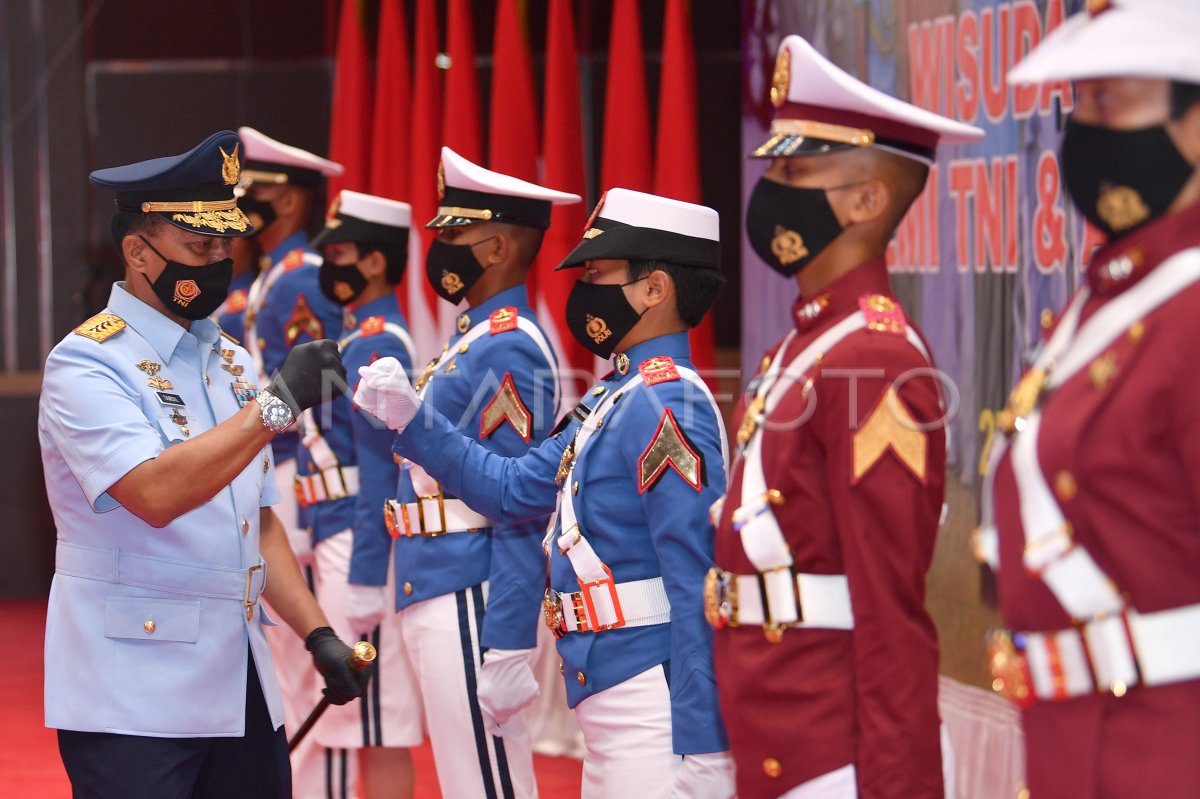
left=0, top=598, right=581, bottom=798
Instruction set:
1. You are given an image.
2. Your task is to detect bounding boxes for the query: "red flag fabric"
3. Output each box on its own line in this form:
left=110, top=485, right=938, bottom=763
left=407, top=0, right=447, bottom=358
left=536, top=0, right=593, bottom=386
left=327, top=0, right=373, bottom=197
left=601, top=0, right=652, bottom=193
left=653, top=0, right=715, bottom=375
left=442, top=0, right=483, bottom=162
left=488, top=0, right=539, bottom=183
left=369, top=0, right=411, bottom=202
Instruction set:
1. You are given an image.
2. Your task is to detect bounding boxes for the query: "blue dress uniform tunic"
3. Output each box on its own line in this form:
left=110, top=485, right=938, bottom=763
left=394, top=332, right=729, bottom=755
left=357, top=284, right=557, bottom=651
left=40, top=283, right=284, bottom=737
left=299, top=293, right=415, bottom=548
left=214, top=267, right=254, bottom=344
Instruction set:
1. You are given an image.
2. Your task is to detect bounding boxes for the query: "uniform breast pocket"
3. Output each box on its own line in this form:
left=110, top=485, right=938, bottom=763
left=104, top=596, right=200, bottom=643
left=153, top=412, right=191, bottom=445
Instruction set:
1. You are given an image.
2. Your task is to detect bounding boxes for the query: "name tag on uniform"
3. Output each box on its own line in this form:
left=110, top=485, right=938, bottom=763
left=156, top=391, right=186, bottom=407
left=231, top=380, right=258, bottom=408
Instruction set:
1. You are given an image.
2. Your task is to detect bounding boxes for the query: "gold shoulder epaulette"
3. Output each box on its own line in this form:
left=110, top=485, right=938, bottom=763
left=220, top=329, right=241, bottom=346
left=73, top=312, right=126, bottom=343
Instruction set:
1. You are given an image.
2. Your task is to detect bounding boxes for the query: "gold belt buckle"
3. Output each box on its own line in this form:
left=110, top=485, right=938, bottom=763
left=987, top=628, right=1034, bottom=706
left=704, top=567, right=738, bottom=630
left=243, top=564, right=264, bottom=621
left=416, top=489, right=448, bottom=536
left=543, top=588, right=566, bottom=639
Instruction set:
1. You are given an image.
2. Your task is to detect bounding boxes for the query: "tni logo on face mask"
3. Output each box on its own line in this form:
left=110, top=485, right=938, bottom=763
left=174, top=280, right=201, bottom=307
left=586, top=315, right=611, bottom=344
left=441, top=271, right=465, bottom=295
left=1096, top=184, right=1151, bottom=233
left=771, top=226, right=809, bottom=265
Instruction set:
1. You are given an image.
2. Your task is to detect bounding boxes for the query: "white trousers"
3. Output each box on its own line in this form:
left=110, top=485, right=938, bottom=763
left=400, top=584, right=538, bottom=799
left=264, top=460, right=354, bottom=799
left=311, top=529, right=423, bottom=750
left=575, top=664, right=677, bottom=799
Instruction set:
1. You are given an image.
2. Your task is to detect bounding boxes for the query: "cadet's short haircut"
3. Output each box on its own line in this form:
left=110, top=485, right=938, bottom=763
left=360, top=243, right=408, bottom=285
left=110, top=211, right=164, bottom=249
left=626, top=258, right=725, bottom=329
left=1171, top=81, right=1200, bottom=119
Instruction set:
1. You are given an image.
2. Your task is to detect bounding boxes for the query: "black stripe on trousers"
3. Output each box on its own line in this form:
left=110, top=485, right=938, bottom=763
left=359, top=626, right=385, bottom=748
left=323, top=745, right=349, bottom=798
left=471, top=586, right=516, bottom=799
left=457, top=586, right=516, bottom=799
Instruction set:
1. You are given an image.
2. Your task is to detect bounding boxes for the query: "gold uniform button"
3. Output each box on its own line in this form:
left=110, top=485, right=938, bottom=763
left=763, top=758, right=782, bottom=778
left=242, top=518, right=250, bottom=534
left=559, top=661, right=564, bottom=674
left=404, top=581, right=413, bottom=597
left=143, top=620, right=156, bottom=634
left=1053, top=471, right=1077, bottom=502
left=573, top=482, right=580, bottom=496
left=576, top=671, right=586, bottom=686
left=1017, top=787, right=1030, bottom=799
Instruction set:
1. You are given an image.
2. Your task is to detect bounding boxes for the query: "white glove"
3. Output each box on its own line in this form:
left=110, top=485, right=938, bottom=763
left=345, top=583, right=388, bottom=636
left=352, top=357, right=420, bottom=432
left=669, top=750, right=736, bottom=799
left=476, top=648, right=539, bottom=737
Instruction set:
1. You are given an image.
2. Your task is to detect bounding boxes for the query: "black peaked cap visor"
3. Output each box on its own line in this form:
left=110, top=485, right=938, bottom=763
left=310, top=215, right=411, bottom=249
left=555, top=218, right=720, bottom=271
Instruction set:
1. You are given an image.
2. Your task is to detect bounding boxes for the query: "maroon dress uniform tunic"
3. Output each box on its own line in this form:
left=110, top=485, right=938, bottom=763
left=713, top=259, right=947, bottom=798
left=992, top=203, right=1200, bottom=798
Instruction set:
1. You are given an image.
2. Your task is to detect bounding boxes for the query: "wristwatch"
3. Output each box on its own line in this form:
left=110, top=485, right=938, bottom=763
left=256, top=389, right=295, bottom=433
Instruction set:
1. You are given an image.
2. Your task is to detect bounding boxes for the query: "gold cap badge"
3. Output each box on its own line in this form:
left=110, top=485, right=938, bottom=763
left=219, top=143, right=240, bottom=186
left=770, top=47, right=791, bottom=108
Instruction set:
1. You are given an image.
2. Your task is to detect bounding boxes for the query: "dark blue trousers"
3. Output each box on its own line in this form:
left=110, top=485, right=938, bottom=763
left=57, top=653, right=290, bottom=799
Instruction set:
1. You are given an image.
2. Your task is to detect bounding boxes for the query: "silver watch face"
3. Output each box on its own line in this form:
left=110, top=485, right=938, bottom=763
left=260, top=393, right=294, bottom=431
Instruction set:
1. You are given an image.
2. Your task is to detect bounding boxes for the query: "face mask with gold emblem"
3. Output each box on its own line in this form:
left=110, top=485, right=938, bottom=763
left=318, top=256, right=368, bottom=306
left=1060, top=118, right=1193, bottom=239
left=745, top=176, right=846, bottom=277
left=424, top=236, right=496, bottom=304
left=564, top=276, right=648, bottom=359
left=139, top=236, right=233, bottom=320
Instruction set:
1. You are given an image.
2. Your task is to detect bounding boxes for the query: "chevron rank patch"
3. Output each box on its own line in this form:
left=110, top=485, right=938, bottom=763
left=480, top=372, right=533, bottom=443
left=284, top=294, right=324, bottom=346
left=852, top=387, right=927, bottom=483
left=638, top=408, right=703, bottom=494
left=73, top=312, right=126, bottom=343
left=489, top=306, right=519, bottom=335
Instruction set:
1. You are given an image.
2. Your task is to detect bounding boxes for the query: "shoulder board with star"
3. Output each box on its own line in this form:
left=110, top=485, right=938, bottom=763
left=859, top=293, right=908, bottom=336
left=282, top=249, right=305, bottom=271
left=220, top=329, right=241, bottom=346
left=639, top=356, right=680, bottom=385
left=637, top=407, right=703, bottom=494
left=360, top=315, right=386, bottom=337
left=489, top=306, right=519, bottom=335
left=225, top=288, right=248, bottom=314
left=73, top=312, right=126, bottom=343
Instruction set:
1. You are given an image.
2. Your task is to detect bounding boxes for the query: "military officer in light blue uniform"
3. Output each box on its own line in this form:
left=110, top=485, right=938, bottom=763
left=355, top=188, right=736, bottom=799
left=40, top=130, right=365, bottom=799
left=348, top=147, right=579, bottom=799
left=235, top=126, right=356, bottom=797
left=299, top=189, right=423, bottom=799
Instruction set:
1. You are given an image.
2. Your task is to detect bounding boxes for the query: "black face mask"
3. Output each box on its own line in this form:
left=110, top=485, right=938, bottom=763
left=318, top=258, right=369, bottom=306
left=745, top=176, right=846, bottom=277
left=564, top=277, right=647, bottom=359
left=425, top=236, right=495, bottom=304
left=1061, top=118, right=1193, bottom=238
left=239, top=195, right=278, bottom=232
left=139, top=235, right=233, bottom=320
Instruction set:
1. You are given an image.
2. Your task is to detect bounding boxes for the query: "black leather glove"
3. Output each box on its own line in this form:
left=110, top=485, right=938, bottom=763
left=265, top=339, right=346, bottom=414
left=305, top=626, right=366, bottom=706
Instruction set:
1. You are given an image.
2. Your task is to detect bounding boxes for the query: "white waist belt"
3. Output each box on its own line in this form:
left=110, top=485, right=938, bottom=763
left=295, top=465, right=359, bottom=508
left=548, top=576, right=671, bottom=635
left=385, top=498, right=491, bottom=537
left=1017, top=604, right=1200, bottom=701
left=707, top=567, right=854, bottom=631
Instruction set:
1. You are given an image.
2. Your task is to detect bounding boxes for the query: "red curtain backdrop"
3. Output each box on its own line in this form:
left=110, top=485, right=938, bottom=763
left=536, top=0, right=593, bottom=381
left=327, top=0, right=373, bottom=197
left=443, top=0, right=484, bottom=163
left=600, top=0, right=652, bottom=193
left=654, top=0, right=715, bottom=375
